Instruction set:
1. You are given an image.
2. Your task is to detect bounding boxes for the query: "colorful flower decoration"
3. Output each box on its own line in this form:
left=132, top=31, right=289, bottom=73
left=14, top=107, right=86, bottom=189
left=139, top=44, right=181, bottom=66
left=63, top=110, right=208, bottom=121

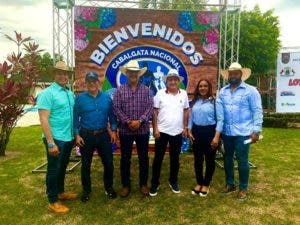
left=74, top=21, right=87, bottom=40
left=75, top=39, right=89, bottom=51
left=202, top=43, right=218, bottom=55
left=178, top=11, right=220, bottom=55
left=178, top=11, right=193, bottom=32
left=81, top=7, right=98, bottom=21
left=74, top=7, right=98, bottom=22
left=100, top=9, right=117, bottom=29
left=209, top=13, right=220, bottom=27
left=196, top=12, right=220, bottom=27
left=205, top=28, right=219, bottom=44
left=196, top=12, right=210, bottom=25
left=74, top=7, right=117, bottom=51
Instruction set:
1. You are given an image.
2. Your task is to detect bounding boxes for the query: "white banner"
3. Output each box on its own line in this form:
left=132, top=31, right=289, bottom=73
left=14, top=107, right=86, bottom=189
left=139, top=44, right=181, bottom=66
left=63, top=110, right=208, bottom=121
left=276, top=51, right=300, bottom=112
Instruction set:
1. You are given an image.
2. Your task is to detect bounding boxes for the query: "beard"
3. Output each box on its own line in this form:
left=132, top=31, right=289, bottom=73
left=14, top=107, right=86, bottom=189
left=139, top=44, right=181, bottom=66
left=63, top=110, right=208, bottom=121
left=228, top=78, right=241, bottom=85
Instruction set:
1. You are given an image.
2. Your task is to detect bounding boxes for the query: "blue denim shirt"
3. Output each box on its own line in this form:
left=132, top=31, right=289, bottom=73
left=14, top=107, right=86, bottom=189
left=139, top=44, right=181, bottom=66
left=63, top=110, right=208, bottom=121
left=188, top=98, right=216, bottom=129
left=216, top=82, right=263, bottom=136
left=73, top=91, right=117, bottom=135
left=37, top=82, right=75, bottom=141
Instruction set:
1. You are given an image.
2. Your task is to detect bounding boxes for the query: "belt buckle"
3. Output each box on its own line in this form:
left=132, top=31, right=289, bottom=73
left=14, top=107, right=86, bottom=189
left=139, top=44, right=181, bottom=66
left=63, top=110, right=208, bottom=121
left=93, top=130, right=98, bottom=135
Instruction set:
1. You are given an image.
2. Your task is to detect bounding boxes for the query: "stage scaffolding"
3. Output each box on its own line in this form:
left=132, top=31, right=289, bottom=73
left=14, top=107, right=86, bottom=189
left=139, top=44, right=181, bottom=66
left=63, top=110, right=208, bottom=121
left=52, top=0, right=241, bottom=88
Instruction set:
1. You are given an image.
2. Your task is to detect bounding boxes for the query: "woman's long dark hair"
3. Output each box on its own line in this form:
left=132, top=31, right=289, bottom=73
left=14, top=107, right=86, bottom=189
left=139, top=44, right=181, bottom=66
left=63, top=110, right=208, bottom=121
left=191, top=79, right=214, bottom=107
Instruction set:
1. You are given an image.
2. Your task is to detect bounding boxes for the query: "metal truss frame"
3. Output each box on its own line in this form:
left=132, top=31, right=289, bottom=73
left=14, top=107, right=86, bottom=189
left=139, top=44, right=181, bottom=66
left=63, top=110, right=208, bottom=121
left=218, top=0, right=241, bottom=87
left=32, top=156, right=81, bottom=174
left=52, top=0, right=241, bottom=89
left=53, top=0, right=75, bottom=67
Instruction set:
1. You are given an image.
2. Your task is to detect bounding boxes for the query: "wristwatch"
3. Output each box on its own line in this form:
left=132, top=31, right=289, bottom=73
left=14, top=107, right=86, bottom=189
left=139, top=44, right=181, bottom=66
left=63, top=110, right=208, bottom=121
left=48, top=143, right=55, bottom=148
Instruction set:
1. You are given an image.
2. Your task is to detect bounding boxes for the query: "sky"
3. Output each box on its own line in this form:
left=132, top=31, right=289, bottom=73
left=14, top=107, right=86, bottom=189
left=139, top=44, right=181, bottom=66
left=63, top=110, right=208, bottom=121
left=0, top=0, right=300, bottom=61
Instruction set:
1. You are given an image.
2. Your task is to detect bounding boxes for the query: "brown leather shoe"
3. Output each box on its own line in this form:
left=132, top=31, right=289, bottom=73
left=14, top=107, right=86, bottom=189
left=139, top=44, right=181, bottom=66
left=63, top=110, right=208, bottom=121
left=237, top=190, right=247, bottom=201
left=119, top=187, right=130, bottom=198
left=140, top=186, right=149, bottom=196
left=48, top=202, right=69, bottom=214
left=221, top=184, right=237, bottom=194
left=58, top=192, right=77, bottom=200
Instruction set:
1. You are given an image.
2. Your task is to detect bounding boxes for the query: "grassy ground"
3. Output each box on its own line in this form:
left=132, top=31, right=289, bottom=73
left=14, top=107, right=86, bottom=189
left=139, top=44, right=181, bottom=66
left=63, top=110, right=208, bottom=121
left=0, top=126, right=299, bottom=225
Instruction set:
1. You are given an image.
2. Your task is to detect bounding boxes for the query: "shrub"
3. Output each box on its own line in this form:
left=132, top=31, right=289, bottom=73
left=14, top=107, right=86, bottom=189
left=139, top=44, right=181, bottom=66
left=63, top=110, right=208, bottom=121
left=263, top=113, right=300, bottom=128
left=0, top=32, right=42, bottom=156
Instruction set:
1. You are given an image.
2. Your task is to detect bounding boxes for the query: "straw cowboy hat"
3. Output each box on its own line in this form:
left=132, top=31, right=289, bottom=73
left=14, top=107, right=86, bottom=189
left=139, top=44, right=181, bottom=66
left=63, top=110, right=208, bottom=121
left=162, top=68, right=184, bottom=82
left=220, top=62, right=251, bottom=81
left=119, top=60, right=147, bottom=77
left=53, top=61, right=73, bottom=72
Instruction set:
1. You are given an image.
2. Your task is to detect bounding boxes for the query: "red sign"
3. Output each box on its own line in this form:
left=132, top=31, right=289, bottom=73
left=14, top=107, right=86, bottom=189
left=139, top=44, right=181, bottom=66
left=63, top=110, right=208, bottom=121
left=288, top=79, right=300, bottom=86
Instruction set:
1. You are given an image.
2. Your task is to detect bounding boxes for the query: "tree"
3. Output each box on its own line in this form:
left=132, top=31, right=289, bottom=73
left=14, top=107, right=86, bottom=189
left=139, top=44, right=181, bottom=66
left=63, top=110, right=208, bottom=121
left=37, top=52, right=65, bottom=82
left=0, top=32, right=42, bottom=156
left=139, top=0, right=206, bottom=10
left=37, top=52, right=54, bottom=82
left=239, top=5, right=280, bottom=77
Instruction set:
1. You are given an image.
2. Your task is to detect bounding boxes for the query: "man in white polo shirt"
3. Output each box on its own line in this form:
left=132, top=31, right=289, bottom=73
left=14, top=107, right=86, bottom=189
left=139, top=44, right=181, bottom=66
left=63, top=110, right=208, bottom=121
left=149, top=68, right=189, bottom=196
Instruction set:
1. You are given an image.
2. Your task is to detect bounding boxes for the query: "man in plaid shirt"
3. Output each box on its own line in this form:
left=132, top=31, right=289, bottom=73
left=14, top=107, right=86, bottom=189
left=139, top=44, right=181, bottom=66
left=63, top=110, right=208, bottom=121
left=113, top=60, right=153, bottom=197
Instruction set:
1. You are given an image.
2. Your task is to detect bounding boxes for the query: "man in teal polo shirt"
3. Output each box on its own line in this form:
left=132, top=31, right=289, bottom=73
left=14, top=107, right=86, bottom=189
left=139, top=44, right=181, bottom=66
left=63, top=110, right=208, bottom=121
left=37, top=61, right=77, bottom=214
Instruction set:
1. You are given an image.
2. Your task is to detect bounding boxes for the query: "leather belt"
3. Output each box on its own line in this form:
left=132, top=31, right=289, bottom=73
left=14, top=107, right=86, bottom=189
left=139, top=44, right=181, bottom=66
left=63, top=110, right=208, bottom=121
left=80, top=128, right=107, bottom=135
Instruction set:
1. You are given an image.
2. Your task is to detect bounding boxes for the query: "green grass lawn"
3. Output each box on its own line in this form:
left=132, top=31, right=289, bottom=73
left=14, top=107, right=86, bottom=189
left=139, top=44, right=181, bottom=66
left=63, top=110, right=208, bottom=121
left=0, top=126, right=299, bottom=225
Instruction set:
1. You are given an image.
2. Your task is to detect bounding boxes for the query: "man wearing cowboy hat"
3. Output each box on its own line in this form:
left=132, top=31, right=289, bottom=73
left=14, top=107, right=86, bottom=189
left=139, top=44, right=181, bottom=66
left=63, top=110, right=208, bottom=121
left=149, top=68, right=189, bottom=197
left=74, top=72, right=118, bottom=202
left=37, top=61, right=77, bottom=213
left=112, top=60, right=153, bottom=197
left=215, top=62, right=263, bottom=201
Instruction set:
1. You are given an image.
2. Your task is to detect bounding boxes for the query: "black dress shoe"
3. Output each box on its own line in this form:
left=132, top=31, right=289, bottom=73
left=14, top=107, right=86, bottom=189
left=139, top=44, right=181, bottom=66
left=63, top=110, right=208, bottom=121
left=81, top=192, right=90, bottom=202
left=105, top=187, right=117, bottom=199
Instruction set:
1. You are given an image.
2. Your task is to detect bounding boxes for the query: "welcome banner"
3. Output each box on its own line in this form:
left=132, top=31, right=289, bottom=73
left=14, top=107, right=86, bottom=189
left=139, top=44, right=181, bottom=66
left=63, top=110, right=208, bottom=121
left=74, top=7, right=220, bottom=96
left=276, top=51, right=300, bottom=112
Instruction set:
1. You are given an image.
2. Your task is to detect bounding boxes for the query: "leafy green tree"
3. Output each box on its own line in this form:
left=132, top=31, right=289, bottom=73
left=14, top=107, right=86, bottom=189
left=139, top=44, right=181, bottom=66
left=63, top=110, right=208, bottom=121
left=37, top=52, right=54, bottom=82
left=239, top=5, right=280, bottom=77
left=139, top=0, right=206, bottom=10
left=36, top=52, right=64, bottom=82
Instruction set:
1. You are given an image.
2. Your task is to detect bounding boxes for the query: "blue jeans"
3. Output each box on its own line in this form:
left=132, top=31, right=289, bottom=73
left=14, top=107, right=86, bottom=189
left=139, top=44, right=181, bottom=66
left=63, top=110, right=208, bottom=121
left=222, top=135, right=250, bottom=190
left=119, top=133, right=149, bottom=188
left=43, top=138, right=74, bottom=203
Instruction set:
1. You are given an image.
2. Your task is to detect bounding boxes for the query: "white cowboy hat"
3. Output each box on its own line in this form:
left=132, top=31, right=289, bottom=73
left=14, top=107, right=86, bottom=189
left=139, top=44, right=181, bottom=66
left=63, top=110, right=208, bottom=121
left=162, top=69, right=184, bottom=82
left=119, top=60, right=147, bottom=77
left=220, top=62, right=251, bottom=81
left=53, top=61, right=73, bottom=72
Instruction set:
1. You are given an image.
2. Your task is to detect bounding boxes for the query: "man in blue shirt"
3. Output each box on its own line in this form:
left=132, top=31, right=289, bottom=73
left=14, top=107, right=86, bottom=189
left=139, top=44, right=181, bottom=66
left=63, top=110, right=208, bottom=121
left=37, top=61, right=76, bottom=214
left=74, top=72, right=118, bottom=202
left=216, top=62, right=263, bottom=201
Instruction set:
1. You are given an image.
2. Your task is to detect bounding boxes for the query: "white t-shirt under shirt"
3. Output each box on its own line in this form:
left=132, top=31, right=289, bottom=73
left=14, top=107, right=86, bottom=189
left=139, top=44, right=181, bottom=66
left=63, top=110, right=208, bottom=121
left=153, top=88, right=189, bottom=136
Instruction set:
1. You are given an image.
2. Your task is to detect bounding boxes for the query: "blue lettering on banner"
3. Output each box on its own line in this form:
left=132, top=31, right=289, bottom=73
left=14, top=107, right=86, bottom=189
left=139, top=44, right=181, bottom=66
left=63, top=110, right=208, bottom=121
left=105, top=46, right=188, bottom=95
